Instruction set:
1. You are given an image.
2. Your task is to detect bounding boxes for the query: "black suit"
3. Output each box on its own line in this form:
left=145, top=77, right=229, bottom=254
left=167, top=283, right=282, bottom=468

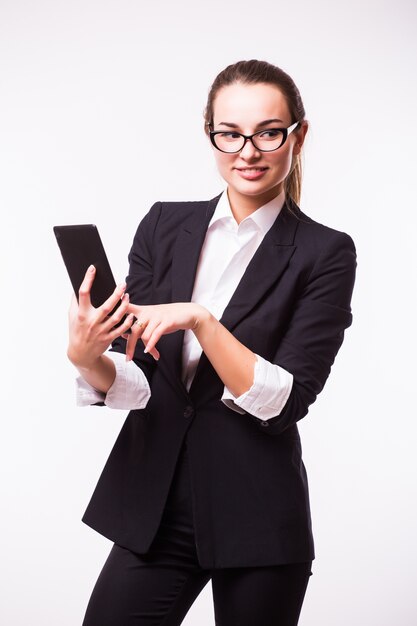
left=82, top=194, right=356, bottom=569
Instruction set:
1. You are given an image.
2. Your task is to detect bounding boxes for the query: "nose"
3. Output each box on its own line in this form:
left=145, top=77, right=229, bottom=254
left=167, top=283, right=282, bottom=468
left=239, top=137, right=261, bottom=160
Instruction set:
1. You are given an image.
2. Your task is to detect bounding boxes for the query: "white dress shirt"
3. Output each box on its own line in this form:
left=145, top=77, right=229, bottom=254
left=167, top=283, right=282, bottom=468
left=76, top=190, right=293, bottom=420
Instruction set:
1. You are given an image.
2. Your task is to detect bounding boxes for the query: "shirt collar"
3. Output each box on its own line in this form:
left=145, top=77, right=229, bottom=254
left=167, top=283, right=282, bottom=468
left=208, top=188, right=286, bottom=235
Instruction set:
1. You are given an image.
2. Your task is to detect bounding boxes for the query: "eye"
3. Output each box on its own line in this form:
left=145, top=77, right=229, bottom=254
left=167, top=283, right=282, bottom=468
left=217, top=132, right=242, bottom=141
left=258, top=129, right=283, bottom=140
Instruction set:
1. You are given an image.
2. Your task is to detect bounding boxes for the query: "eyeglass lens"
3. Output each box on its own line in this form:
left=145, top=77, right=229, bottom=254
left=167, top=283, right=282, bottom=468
left=213, top=129, right=285, bottom=153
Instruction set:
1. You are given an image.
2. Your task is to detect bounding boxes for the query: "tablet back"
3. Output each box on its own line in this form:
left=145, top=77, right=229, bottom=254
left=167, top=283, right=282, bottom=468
left=53, top=224, right=117, bottom=308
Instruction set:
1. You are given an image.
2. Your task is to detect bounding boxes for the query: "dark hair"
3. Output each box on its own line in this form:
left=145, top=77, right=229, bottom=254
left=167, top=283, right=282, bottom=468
left=204, top=60, right=306, bottom=205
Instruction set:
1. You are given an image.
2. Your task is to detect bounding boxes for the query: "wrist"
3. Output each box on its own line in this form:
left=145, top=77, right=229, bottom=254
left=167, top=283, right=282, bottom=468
left=192, top=305, right=216, bottom=339
left=77, top=356, right=104, bottom=375
left=72, top=353, right=117, bottom=395
left=67, top=346, right=101, bottom=371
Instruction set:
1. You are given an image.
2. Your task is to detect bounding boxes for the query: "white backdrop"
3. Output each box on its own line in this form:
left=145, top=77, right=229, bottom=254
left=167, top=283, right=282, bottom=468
left=1, top=1, right=416, bottom=624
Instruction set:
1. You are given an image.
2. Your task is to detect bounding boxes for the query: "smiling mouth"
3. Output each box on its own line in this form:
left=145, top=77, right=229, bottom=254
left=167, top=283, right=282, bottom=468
left=235, top=167, right=269, bottom=180
left=236, top=167, right=268, bottom=171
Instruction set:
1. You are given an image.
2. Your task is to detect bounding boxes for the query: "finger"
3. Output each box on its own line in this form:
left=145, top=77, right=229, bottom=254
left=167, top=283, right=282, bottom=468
left=126, top=302, right=142, bottom=318
left=108, top=313, right=135, bottom=342
left=126, top=338, right=160, bottom=362
left=126, top=320, right=162, bottom=362
left=78, top=265, right=96, bottom=312
left=125, top=321, right=161, bottom=361
left=140, top=319, right=159, bottom=346
left=102, top=292, right=130, bottom=332
left=98, top=281, right=127, bottom=321
left=132, top=318, right=147, bottom=334
left=142, top=321, right=163, bottom=356
left=125, top=325, right=142, bottom=361
left=145, top=345, right=160, bottom=361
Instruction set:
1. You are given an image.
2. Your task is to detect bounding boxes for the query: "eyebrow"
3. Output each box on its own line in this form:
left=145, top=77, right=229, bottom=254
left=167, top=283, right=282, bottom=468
left=217, top=118, right=284, bottom=128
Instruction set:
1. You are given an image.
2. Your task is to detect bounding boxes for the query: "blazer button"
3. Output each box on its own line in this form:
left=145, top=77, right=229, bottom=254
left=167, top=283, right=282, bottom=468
left=260, top=421, right=269, bottom=427
left=183, top=406, right=195, bottom=419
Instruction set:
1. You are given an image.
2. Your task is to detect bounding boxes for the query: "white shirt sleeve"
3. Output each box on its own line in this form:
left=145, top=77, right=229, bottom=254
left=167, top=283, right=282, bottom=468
left=221, top=354, right=293, bottom=420
left=76, top=351, right=151, bottom=410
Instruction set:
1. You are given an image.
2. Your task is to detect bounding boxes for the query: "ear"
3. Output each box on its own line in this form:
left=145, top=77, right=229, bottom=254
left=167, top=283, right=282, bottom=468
left=293, top=120, right=308, bottom=155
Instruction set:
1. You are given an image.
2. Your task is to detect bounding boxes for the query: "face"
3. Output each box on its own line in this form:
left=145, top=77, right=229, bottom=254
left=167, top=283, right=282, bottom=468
left=210, top=82, right=307, bottom=213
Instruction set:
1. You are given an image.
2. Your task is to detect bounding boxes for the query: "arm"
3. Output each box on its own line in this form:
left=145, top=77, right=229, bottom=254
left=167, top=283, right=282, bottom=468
left=258, top=231, right=357, bottom=435
left=76, top=350, right=151, bottom=409
left=193, top=310, right=257, bottom=397
left=125, top=231, right=356, bottom=434
left=126, top=304, right=293, bottom=420
left=74, top=355, right=117, bottom=395
left=220, top=354, right=293, bottom=420
left=125, top=301, right=257, bottom=397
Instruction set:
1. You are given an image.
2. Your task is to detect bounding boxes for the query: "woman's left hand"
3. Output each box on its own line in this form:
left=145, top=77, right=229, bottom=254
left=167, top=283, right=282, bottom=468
left=124, top=302, right=210, bottom=362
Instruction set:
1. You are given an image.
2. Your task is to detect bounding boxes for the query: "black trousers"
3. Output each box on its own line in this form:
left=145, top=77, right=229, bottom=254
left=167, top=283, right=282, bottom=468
left=82, top=442, right=312, bottom=626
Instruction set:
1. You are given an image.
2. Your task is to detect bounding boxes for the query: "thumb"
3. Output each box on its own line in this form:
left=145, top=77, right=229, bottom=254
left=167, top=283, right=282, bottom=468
left=78, top=264, right=96, bottom=311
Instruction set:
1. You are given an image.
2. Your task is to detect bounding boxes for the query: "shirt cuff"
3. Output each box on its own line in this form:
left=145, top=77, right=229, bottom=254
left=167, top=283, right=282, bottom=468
left=76, top=376, right=106, bottom=407
left=221, top=354, right=293, bottom=420
left=75, top=351, right=151, bottom=410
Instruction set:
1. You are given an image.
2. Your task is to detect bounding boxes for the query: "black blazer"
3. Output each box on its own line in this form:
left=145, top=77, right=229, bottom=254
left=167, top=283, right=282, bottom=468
left=82, top=194, right=356, bottom=569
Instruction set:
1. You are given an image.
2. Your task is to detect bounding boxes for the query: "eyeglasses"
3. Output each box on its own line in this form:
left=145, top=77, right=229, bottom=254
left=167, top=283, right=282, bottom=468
left=209, top=121, right=301, bottom=153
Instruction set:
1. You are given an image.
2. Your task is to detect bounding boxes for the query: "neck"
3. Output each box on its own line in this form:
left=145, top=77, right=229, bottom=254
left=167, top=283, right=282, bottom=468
left=227, top=184, right=283, bottom=224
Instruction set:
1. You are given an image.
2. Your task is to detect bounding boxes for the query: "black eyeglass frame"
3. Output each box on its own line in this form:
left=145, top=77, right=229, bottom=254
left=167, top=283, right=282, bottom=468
left=209, top=121, right=301, bottom=153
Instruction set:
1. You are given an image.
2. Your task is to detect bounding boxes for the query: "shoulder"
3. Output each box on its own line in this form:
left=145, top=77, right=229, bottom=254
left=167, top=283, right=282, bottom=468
left=135, top=195, right=221, bottom=241
left=159, top=195, right=221, bottom=224
left=131, top=195, right=221, bottom=252
left=142, top=195, right=220, bottom=227
left=279, top=202, right=357, bottom=310
left=283, top=200, right=357, bottom=295
left=287, top=199, right=356, bottom=257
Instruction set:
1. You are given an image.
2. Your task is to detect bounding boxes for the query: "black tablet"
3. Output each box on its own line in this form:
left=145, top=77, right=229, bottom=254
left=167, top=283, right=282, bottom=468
left=53, top=224, right=121, bottom=311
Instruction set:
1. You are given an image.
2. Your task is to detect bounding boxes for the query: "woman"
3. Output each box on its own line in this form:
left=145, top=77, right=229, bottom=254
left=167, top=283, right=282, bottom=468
left=69, top=60, right=356, bottom=625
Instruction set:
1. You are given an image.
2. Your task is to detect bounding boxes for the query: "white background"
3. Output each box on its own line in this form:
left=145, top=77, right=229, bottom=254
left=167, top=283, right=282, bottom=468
left=1, top=1, right=416, bottom=624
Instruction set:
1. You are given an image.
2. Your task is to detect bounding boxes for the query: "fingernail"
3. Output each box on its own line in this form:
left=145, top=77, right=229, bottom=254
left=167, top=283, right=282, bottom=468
left=89, top=265, right=95, bottom=272
left=123, top=293, right=129, bottom=301
left=143, top=346, right=148, bottom=354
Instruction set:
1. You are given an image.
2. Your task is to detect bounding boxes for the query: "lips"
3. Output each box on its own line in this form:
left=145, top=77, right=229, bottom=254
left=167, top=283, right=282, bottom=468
left=235, top=167, right=268, bottom=180
left=237, top=167, right=268, bottom=171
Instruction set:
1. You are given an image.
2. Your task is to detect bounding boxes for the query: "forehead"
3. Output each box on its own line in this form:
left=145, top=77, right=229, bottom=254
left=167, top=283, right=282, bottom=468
left=212, top=82, right=291, bottom=126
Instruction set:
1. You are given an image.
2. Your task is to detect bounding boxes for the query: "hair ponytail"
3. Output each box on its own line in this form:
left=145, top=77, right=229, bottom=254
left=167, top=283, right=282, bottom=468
left=285, top=154, right=303, bottom=206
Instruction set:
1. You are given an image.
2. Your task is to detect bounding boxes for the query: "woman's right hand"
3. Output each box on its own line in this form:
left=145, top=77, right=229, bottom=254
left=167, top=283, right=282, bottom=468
left=67, top=265, right=135, bottom=369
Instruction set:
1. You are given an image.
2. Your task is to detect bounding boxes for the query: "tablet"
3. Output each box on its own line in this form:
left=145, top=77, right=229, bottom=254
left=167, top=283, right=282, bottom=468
left=53, top=224, right=122, bottom=313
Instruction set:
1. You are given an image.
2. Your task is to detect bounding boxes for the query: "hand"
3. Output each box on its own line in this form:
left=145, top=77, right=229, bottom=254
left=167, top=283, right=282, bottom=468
left=124, top=302, right=210, bottom=362
left=67, top=265, right=135, bottom=369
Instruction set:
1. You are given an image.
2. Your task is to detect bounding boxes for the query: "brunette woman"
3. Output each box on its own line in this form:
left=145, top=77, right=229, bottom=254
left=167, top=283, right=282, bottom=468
left=68, top=60, right=356, bottom=625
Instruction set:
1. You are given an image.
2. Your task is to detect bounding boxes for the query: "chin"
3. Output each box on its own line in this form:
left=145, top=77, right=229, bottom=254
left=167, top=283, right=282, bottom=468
left=231, top=180, right=282, bottom=199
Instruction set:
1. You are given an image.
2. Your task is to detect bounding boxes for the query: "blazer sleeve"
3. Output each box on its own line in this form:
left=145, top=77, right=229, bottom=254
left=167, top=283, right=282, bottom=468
left=109, top=202, right=163, bottom=385
left=256, top=230, right=357, bottom=436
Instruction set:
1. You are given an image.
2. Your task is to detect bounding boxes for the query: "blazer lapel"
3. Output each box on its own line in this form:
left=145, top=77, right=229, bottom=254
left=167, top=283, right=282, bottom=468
left=219, top=202, right=299, bottom=333
left=163, top=195, right=220, bottom=390
left=171, top=195, right=220, bottom=303
left=189, top=200, right=300, bottom=389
